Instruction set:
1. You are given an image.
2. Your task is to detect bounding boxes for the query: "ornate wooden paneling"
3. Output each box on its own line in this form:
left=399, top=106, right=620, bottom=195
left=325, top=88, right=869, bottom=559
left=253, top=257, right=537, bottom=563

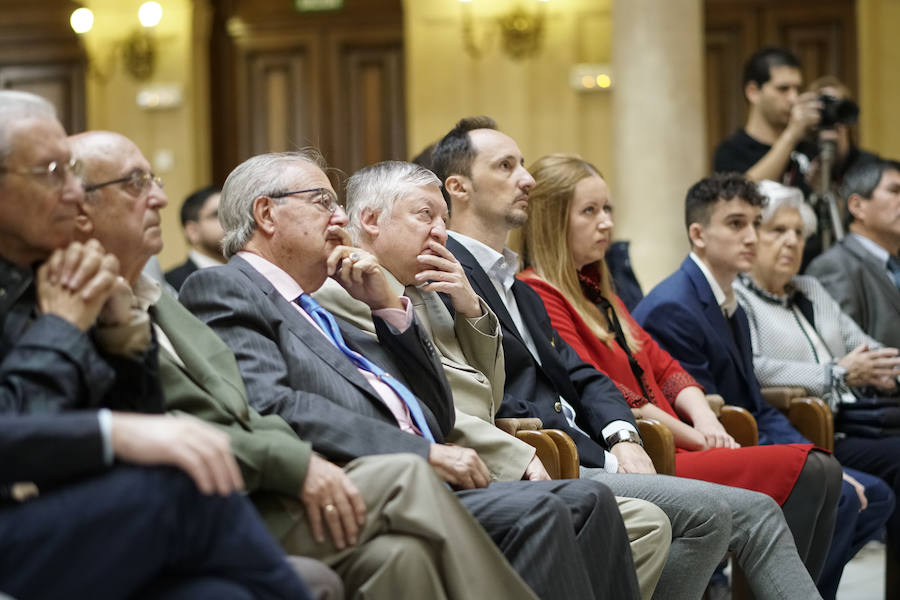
left=209, top=0, right=404, bottom=185
left=0, top=0, right=86, bottom=134
left=328, top=29, right=406, bottom=174
left=704, top=0, right=856, bottom=168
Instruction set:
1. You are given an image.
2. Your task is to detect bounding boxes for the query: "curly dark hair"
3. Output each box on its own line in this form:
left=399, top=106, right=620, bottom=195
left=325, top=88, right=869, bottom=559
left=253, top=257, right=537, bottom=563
left=685, top=172, right=766, bottom=232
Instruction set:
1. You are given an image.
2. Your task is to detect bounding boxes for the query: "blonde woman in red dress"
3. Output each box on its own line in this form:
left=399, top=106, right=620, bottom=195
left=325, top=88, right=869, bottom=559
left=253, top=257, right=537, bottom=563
left=518, top=153, right=827, bottom=556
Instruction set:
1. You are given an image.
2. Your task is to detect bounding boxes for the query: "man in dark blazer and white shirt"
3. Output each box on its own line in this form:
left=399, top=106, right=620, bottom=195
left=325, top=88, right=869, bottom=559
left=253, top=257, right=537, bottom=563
left=807, top=157, right=900, bottom=350
left=180, top=149, right=642, bottom=600
left=432, top=116, right=823, bottom=599
left=0, top=90, right=310, bottom=599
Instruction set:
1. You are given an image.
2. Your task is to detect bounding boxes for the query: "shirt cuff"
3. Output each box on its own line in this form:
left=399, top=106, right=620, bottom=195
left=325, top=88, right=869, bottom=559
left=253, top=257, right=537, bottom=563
left=97, top=408, right=114, bottom=466
left=372, top=296, right=413, bottom=332
left=601, top=420, right=638, bottom=442
left=603, top=450, right=619, bottom=473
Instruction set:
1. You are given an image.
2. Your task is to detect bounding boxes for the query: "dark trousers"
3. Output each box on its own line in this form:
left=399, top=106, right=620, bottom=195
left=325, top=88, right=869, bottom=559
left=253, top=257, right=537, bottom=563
left=824, top=436, right=900, bottom=599
left=819, top=463, right=895, bottom=600
left=458, top=478, right=640, bottom=600
left=0, top=465, right=311, bottom=600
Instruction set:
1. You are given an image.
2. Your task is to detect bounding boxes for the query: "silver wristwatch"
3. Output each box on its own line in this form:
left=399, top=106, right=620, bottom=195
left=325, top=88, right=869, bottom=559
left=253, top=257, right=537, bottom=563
left=605, top=429, right=643, bottom=448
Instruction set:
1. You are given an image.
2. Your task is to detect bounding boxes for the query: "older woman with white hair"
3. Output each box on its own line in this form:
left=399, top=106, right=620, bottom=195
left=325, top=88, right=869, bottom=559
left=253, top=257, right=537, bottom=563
left=735, top=180, right=900, bottom=598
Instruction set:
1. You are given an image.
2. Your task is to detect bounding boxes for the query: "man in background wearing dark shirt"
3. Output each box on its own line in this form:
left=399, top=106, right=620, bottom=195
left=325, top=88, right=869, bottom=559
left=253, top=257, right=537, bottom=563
left=713, top=47, right=820, bottom=185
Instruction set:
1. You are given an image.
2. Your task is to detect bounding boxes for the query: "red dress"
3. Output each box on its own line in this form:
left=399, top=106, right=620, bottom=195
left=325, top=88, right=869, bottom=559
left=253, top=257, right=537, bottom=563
left=519, top=268, right=812, bottom=505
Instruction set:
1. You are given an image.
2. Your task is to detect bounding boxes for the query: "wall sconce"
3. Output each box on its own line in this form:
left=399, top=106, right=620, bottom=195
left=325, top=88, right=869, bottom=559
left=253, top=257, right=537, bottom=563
left=459, top=0, right=550, bottom=61
left=70, top=2, right=163, bottom=82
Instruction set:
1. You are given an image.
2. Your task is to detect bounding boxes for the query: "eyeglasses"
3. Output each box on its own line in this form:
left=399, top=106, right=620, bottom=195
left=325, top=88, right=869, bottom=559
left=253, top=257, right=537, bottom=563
left=0, top=157, right=84, bottom=190
left=84, top=170, right=164, bottom=195
left=271, top=187, right=341, bottom=214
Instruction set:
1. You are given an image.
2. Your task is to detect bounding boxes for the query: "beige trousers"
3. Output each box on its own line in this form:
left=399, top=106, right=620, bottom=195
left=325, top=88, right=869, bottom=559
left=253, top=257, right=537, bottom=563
left=618, top=496, right=672, bottom=600
left=274, top=453, right=538, bottom=600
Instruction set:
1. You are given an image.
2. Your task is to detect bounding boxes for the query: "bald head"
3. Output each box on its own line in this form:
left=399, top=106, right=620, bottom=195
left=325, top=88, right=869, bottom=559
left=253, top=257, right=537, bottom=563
left=70, top=131, right=168, bottom=283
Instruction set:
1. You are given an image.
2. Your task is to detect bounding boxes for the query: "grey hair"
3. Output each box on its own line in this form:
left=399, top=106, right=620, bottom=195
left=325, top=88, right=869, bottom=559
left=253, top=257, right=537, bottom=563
left=219, top=149, right=328, bottom=258
left=344, top=160, right=441, bottom=243
left=757, top=180, right=817, bottom=237
left=0, top=91, right=57, bottom=166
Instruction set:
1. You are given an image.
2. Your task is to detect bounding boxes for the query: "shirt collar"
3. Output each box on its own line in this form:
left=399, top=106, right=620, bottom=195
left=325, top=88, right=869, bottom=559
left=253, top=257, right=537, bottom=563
left=133, top=273, right=162, bottom=311
left=238, top=251, right=305, bottom=302
left=850, top=232, right=891, bottom=265
left=448, top=230, right=519, bottom=291
left=690, top=252, right=738, bottom=317
left=188, top=250, right=225, bottom=270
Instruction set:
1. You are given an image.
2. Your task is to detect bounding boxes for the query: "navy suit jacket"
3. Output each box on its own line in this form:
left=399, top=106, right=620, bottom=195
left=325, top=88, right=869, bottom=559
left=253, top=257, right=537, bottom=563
left=179, top=255, right=454, bottom=465
left=632, top=256, right=809, bottom=445
left=447, top=237, right=635, bottom=468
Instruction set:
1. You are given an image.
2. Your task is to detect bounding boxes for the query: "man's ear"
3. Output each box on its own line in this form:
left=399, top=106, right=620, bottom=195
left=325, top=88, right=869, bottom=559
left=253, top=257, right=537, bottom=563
left=183, top=220, right=201, bottom=246
left=252, top=196, right=277, bottom=236
left=745, top=81, right=760, bottom=105
left=688, top=222, right=705, bottom=250
left=847, top=193, right=867, bottom=223
left=444, top=175, right=468, bottom=204
left=358, top=207, right=381, bottom=239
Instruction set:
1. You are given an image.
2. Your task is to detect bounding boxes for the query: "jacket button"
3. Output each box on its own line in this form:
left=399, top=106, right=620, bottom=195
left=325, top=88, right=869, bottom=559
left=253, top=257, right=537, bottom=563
left=554, top=401, right=562, bottom=413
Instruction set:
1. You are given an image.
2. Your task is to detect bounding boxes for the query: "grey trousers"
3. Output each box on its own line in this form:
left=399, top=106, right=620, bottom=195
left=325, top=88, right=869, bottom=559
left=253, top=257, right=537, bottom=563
left=582, top=468, right=823, bottom=600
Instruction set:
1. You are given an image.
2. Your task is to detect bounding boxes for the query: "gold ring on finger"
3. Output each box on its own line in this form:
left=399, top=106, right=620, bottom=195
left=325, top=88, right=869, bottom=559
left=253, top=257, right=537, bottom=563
left=324, top=504, right=336, bottom=513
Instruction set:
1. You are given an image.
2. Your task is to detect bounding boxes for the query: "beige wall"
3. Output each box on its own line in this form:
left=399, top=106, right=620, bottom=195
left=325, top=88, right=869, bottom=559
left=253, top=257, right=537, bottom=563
left=858, top=0, right=900, bottom=162
left=404, top=0, right=615, bottom=182
left=78, top=0, right=211, bottom=270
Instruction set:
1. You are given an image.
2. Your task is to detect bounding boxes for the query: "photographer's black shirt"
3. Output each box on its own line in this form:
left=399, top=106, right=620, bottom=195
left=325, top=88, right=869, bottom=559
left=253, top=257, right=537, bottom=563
left=713, top=129, right=817, bottom=191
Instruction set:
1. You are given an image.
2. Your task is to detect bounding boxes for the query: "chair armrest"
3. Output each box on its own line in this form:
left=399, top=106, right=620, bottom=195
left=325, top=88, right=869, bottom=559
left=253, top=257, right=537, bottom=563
left=494, top=417, right=543, bottom=437
left=516, top=430, right=561, bottom=479
left=761, top=387, right=834, bottom=451
left=636, top=418, right=675, bottom=476
left=706, top=394, right=725, bottom=416
left=719, top=405, right=759, bottom=447
left=761, top=386, right=809, bottom=411
left=787, top=397, right=834, bottom=451
left=542, top=429, right=580, bottom=479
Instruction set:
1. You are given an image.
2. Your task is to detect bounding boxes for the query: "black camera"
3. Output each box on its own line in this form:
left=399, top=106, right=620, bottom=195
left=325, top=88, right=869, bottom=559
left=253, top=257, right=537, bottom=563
left=819, top=94, right=859, bottom=129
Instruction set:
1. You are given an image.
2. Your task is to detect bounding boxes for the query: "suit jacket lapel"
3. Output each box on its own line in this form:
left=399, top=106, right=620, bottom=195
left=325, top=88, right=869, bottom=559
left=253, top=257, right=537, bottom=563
left=150, top=292, right=246, bottom=408
left=232, top=256, right=384, bottom=399
left=447, top=236, right=531, bottom=350
left=843, top=236, right=900, bottom=313
left=682, top=259, right=753, bottom=382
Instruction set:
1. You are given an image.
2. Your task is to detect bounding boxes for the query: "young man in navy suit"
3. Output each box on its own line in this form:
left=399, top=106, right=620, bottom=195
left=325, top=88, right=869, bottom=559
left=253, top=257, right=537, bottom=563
left=633, top=172, right=889, bottom=598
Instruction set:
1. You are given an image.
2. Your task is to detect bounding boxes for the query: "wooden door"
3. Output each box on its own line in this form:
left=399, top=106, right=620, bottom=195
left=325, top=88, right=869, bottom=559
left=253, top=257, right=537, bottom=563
left=209, top=0, right=405, bottom=186
left=0, top=0, right=86, bottom=133
left=704, top=0, right=856, bottom=167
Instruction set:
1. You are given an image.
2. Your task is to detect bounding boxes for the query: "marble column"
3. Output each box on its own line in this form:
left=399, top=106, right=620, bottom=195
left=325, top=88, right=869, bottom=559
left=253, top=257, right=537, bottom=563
left=611, top=0, right=706, bottom=289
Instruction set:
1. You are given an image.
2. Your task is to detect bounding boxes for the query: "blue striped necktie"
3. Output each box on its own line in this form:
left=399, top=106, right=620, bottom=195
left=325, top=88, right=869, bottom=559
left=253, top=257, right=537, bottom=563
left=295, top=293, right=436, bottom=442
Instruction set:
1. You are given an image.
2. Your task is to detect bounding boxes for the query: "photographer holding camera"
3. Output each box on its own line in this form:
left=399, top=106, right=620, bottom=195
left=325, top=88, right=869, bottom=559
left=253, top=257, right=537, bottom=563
left=714, top=47, right=869, bottom=264
left=714, top=47, right=822, bottom=186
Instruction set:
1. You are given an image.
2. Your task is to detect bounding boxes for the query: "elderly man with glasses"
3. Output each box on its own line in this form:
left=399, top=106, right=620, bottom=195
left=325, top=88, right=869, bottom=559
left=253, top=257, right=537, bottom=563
left=0, top=93, right=316, bottom=598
